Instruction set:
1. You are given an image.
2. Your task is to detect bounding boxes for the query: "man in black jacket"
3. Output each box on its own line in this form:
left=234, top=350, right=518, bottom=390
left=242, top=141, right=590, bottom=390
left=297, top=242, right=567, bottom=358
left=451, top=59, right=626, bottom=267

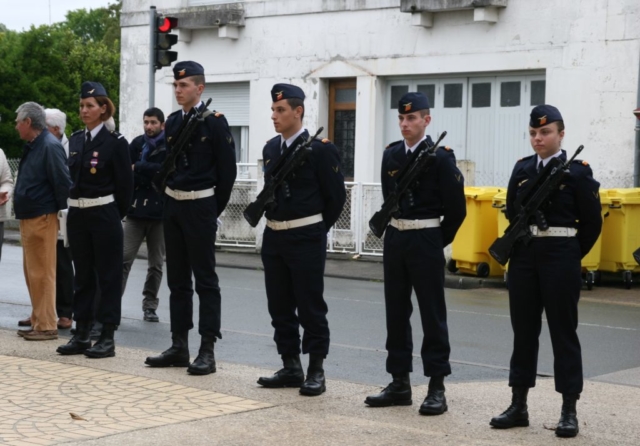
left=122, top=108, right=167, bottom=323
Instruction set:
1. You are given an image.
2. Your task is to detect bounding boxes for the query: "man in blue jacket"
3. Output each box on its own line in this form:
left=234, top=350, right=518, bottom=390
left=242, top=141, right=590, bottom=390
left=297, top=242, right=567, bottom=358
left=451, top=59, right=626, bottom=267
left=121, top=107, right=167, bottom=322
left=13, top=102, right=71, bottom=341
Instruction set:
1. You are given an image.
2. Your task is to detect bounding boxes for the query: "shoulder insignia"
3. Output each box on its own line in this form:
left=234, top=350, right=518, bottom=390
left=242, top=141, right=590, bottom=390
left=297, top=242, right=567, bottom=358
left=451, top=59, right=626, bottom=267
left=226, top=136, right=233, bottom=144
left=518, top=179, right=529, bottom=187
left=322, top=138, right=330, bottom=144
left=582, top=161, right=589, bottom=166
left=214, top=112, right=224, bottom=118
left=110, top=131, right=124, bottom=139
left=388, top=169, right=399, bottom=177
left=167, top=137, right=173, bottom=142
left=559, top=184, right=566, bottom=190
left=593, top=191, right=599, bottom=199
left=444, top=146, right=452, bottom=151
left=332, top=166, right=339, bottom=173
left=71, top=129, right=84, bottom=136
left=455, top=174, right=462, bottom=182
left=201, top=137, right=207, bottom=142
left=70, top=151, right=78, bottom=157
left=265, top=159, right=271, bottom=165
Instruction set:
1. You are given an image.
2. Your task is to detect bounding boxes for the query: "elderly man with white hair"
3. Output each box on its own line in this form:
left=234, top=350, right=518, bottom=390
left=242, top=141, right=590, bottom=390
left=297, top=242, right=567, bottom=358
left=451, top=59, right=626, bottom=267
left=13, top=102, right=71, bottom=341
left=44, top=108, right=74, bottom=330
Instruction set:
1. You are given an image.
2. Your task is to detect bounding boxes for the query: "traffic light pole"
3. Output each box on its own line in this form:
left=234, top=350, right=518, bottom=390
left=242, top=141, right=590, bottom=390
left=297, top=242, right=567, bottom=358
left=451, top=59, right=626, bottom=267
left=149, top=6, right=157, bottom=108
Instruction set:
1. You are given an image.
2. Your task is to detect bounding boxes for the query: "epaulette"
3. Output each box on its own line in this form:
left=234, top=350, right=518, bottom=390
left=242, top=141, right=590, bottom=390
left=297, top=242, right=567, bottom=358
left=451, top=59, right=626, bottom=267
left=573, top=159, right=589, bottom=166
left=214, top=111, right=224, bottom=118
left=110, top=131, right=125, bottom=139
left=438, top=146, right=453, bottom=152
left=315, top=137, right=331, bottom=144
left=71, top=129, right=84, bottom=137
left=385, top=140, right=402, bottom=149
left=517, top=154, right=535, bottom=162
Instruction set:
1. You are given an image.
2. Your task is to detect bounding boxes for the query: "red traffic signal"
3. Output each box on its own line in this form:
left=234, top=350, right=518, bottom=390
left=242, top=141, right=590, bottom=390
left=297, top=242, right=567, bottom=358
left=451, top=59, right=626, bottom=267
left=634, top=108, right=640, bottom=121
left=157, top=17, right=178, bottom=33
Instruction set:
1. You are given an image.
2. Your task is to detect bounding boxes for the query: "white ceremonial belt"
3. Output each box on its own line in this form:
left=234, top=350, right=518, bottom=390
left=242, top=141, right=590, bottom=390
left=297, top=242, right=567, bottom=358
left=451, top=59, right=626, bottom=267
left=529, top=226, right=577, bottom=237
left=266, top=213, right=323, bottom=231
left=165, top=187, right=215, bottom=201
left=68, top=195, right=114, bottom=209
left=390, top=218, right=441, bottom=231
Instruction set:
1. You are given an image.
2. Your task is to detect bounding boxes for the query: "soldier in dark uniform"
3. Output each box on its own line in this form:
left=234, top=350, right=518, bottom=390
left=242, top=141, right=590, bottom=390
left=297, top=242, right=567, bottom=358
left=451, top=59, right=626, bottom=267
left=57, top=81, right=133, bottom=358
left=145, top=61, right=237, bottom=376
left=365, top=92, right=466, bottom=415
left=489, top=105, right=602, bottom=438
left=257, top=84, right=346, bottom=396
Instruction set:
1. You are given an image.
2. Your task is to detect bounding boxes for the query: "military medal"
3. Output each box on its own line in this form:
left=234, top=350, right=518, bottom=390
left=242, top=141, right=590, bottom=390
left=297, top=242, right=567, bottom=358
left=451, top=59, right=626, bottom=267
left=90, top=158, right=98, bottom=174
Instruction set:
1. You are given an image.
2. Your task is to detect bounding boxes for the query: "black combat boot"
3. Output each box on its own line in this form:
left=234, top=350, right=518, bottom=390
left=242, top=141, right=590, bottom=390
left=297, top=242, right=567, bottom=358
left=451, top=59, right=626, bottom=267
left=419, top=375, right=448, bottom=415
left=145, top=331, right=190, bottom=367
left=490, top=387, right=530, bottom=428
left=83, top=323, right=116, bottom=358
left=556, top=394, right=579, bottom=438
left=57, top=320, right=92, bottom=355
left=365, top=373, right=412, bottom=407
left=257, top=355, right=305, bottom=388
left=187, top=336, right=216, bottom=375
left=299, top=355, right=326, bottom=396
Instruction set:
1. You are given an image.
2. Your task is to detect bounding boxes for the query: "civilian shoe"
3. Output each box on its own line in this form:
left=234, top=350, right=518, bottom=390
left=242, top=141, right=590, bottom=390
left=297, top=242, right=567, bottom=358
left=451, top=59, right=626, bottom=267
left=23, top=330, right=59, bottom=341
left=17, top=329, right=32, bottom=337
left=143, top=309, right=159, bottom=322
left=18, top=317, right=32, bottom=327
left=57, top=317, right=73, bottom=329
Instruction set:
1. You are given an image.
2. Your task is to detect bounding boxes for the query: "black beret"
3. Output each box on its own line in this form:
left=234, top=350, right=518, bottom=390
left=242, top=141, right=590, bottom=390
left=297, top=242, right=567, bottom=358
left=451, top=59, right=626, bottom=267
left=271, top=83, right=305, bottom=102
left=81, top=81, right=107, bottom=98
left=398, top=92, right=430, bottom=114
left=530, top=104, right=563, bottom=128
left=173, top=61, right=204, bottom=80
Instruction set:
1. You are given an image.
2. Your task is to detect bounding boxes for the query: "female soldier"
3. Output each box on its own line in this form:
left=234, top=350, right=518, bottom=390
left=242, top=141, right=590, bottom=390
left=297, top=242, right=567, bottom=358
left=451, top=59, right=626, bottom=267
left=57, top=82, right=133, bottom=358
left=489, top=105, right=602, bottom=438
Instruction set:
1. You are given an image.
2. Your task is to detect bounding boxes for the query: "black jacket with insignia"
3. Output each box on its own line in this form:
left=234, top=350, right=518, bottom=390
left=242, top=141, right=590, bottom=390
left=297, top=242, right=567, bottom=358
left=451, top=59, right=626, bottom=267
left=505, top=150, right=602, bottom=257
left=164, top=107, right=237, bottom=216
left=262, top=130, right=347, bottom=230
left=68, top=125, right=133, bottom=218
left=381, top=137, right=466, bottom=247
left=127, top=134, right=167, bottom=220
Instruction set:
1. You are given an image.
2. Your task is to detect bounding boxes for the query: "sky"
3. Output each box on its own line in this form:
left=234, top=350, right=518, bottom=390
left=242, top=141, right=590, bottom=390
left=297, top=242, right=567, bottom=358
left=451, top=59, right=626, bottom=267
left=1, top=0, right=115, bottom=31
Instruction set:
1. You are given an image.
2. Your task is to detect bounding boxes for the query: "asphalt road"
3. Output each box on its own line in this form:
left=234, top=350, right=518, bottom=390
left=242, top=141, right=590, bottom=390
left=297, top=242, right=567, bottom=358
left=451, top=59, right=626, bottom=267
left=1, top=244, right=639, bottom=388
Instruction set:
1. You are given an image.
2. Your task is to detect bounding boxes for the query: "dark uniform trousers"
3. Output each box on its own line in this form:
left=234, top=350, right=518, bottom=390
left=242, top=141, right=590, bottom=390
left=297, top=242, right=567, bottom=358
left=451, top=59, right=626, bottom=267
left=55, top=239, right=74, bottom=319
left=68, top=203, right=123, bottom=325
left=508, top=237, right=583, bottom=395
left=261, top=222, right=330, bottom=357
left=383, top=226, right=451, bottom=377
left=163, top=195, right=221, bottom=338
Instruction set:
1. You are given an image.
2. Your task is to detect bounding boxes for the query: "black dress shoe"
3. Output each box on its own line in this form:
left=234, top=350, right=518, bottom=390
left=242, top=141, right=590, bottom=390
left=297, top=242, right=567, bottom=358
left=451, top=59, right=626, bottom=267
left=365, top=373, right=412, bottom=407
left=258, top=355, right=304, bottom=388
left=57, top=321, right=92, bottom=355
left=143, top=309, right=159, bottom=322
left=187, top=336, right=216, bottom=375
left=490, top=387, right=529, bottom=429
left=84, top=324, right=116, bottom=358
left=145, top=332, right=190, bottom=367
left=299, top=356, right=326, bottom=396
left=556, top=394, right=579, bottom=438
left=419, top=376, right=447, bottom=415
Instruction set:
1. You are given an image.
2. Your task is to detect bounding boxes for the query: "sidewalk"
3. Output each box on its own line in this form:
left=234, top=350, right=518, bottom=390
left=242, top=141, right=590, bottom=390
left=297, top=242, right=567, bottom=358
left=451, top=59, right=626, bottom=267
left=1, top=329, right=639, bottom=446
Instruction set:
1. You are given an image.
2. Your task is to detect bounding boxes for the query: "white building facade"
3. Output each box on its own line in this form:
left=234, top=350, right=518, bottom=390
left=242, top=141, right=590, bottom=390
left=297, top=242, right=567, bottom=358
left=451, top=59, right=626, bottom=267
left=120, top=0, right=640, bottom=189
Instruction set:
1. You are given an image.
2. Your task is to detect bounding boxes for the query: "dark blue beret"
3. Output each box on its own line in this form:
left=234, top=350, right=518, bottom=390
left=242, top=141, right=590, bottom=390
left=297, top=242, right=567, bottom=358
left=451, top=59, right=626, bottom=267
left=271, top=83, right=305, bottom=102
left=530, top=104, right=563, bottom=128
left=173, top=61, right=204, bottom=80
left=398, top=92, right=430, bottom=114
left=81, top=81, right=107, bottom=98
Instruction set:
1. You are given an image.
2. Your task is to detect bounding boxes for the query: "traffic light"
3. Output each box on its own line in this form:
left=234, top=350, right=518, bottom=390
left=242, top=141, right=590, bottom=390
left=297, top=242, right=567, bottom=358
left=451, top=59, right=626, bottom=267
left=154, top=16, right=178, bottom=70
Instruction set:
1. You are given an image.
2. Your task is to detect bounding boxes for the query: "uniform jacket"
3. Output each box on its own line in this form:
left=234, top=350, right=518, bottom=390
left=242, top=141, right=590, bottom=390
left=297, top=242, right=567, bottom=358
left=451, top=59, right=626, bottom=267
left=381, top=137, right=466, bottom=246
left=262, top=131, right=347, bottom=230
left=505, top=150, right=602, bottom=257
left=127, top=134, right=167, bottom=220
left=13, top=129, right=71, bottom=220
left=68, top=125, right=133, bottom=218
left=164, top=108, right=237, bottom=217
left=0, top=148, right=14, bottom=222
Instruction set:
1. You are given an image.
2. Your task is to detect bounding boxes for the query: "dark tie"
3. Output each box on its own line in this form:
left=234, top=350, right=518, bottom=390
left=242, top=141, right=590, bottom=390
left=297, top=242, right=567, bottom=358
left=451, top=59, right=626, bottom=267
left=281, top=141, right=287, bottom=154
left=538, top=160, right=543, bottom=172
left=86, top=132, right=92, bottom=144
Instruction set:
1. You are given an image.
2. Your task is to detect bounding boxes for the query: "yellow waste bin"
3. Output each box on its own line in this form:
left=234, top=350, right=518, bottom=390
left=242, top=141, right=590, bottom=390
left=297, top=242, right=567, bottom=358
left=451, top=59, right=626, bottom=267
left=599, top=188, right=640, bottom=289
left=449, top=187, right=504, bottom=277
left=580, top=190, right=611, bottom=290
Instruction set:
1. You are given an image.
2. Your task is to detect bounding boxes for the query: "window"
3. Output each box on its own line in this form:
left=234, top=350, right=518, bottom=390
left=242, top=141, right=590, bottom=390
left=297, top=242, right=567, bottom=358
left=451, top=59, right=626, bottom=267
left=530, top=80, right=546, bottom=106
left=500, top=81, right=521, bottom=107
left=443, top=83, right=463, bottom=108
left=417, top=84, right=436, bottom=108
left=390, top=85, right=409, bottom=109
left=329, top=79, right=357, bottom=180
left=472, top=83, right=491, bottom=108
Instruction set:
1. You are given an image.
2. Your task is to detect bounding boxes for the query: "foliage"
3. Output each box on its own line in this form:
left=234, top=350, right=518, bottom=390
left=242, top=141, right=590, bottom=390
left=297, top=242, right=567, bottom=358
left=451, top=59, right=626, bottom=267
left=0, top=1, right=121, bottom=158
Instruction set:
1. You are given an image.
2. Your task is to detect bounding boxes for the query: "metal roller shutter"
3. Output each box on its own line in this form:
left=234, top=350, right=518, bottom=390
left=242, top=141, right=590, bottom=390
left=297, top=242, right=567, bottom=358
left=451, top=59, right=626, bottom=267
left=202, top=82, right=250, bottom=127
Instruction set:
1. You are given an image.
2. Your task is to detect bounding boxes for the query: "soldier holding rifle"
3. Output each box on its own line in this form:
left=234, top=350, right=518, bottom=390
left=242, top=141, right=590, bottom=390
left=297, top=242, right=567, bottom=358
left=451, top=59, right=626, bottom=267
left=489, top=105, right=602, bottom=438
left=365, top=92, right=466, bottom=415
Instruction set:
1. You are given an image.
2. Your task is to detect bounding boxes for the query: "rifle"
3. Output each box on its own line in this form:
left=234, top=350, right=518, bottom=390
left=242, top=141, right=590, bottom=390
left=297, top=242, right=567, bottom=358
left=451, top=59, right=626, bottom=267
left=633, top=247, right=640, bottom=265
left=368, top=131, right=448, bottom=239
left=243, top=127, right=324, bottom=227
left=488, top=145, right=584, bottom=266
left=152, top=98, right=213, bottom=193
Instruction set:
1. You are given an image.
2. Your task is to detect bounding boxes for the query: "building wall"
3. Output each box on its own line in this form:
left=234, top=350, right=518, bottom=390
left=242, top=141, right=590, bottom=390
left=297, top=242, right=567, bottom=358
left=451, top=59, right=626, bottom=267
left=120, top=0, right=640, bottom=186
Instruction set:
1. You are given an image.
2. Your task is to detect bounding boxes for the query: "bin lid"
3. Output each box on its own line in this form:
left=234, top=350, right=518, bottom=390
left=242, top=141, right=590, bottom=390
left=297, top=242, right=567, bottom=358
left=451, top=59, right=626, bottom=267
left=464, top=187, right=504, bottom=201
left=603, top=188, right=640, bottom=205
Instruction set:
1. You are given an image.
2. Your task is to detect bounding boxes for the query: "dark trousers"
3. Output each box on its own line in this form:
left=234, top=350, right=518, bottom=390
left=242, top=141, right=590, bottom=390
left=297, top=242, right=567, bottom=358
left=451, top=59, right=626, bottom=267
left=55, top=239, right=74, bottom=318
left=122, top=217, right=165, bottom=310
left=163, top=196, right=221, bottom=338
left=383, top=226, right=451, bottom=377
left=261, top=222, right=329, bottom=357
left=508, top=238, right=583, bottom=395
left=67, top=203, right=123, bottom=325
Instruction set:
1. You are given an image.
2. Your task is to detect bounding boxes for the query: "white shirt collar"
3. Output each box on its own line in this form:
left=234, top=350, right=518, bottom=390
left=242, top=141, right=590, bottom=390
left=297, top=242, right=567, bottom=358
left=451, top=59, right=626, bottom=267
left=86, top=123, right=104, bottom=141
left=404, top=135, right=427, bottom=154
left=281, top=127, right=307, bottom=149
left=537, top=150, right=563, bottom=167
left=182, top=101, right=204, bottom=118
